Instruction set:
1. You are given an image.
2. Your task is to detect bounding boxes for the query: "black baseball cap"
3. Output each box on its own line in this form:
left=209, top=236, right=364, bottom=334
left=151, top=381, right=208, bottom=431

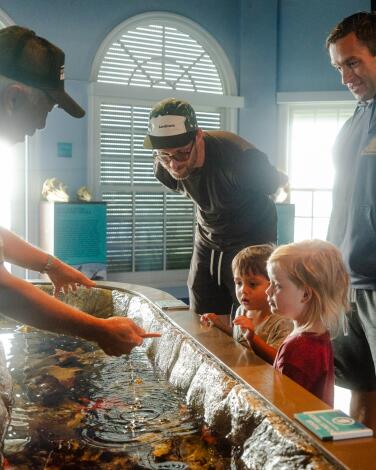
left=0, top=26, right=84, bottom=118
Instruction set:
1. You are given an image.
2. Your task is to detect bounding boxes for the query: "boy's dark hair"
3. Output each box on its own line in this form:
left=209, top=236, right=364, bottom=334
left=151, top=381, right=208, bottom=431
left=326, top=12, right=376, bottom=56
left=232, top=244, right=275, bottom=279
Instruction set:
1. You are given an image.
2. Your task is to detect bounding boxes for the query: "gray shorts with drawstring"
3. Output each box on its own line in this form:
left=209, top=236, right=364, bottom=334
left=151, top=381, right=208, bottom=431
left=333, top=288, right=376, bottom=391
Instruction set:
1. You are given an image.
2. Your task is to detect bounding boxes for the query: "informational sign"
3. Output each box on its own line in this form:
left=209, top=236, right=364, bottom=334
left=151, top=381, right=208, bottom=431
left=50, top=202, right=107, bottom=280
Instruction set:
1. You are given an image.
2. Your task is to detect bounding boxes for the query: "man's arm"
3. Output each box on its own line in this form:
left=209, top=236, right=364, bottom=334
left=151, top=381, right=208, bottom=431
left=0, top=227, right=95, bottom=295
left=235, top=148, right=288, bottom=195
left=0, top=265, right=159, bottom=355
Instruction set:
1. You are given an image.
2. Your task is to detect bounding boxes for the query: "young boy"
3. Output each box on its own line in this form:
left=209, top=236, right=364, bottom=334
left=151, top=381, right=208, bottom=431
left=200, top=244, right=293, bottom=363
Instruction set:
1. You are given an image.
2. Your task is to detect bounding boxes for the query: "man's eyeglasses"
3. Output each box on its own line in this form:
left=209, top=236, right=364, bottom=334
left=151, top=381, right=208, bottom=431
left=153, top=140, right=194, bottom=164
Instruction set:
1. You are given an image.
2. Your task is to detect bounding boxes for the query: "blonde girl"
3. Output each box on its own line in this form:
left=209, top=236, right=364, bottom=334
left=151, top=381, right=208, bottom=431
left=266, top=239, right=349, bottom=405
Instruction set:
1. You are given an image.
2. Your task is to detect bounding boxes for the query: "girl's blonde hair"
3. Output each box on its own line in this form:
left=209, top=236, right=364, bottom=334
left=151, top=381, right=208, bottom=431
left=232, top=244, right=275, bottom=279
left=267, top=239, right=349, bottom=335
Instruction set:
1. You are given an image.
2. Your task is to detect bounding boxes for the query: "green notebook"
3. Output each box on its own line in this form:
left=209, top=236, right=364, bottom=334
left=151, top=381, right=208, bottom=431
left=295, top=409, right=373, bottom=441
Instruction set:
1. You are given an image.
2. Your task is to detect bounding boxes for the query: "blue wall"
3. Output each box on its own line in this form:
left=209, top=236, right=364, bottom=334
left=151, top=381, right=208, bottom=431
left=278, top=0, right=370, bottom=92
left=239, top=0, right=279, bottom=157
left=0, top=0, right=370, bottom=247
left=0, top=0, right=240, bottom=83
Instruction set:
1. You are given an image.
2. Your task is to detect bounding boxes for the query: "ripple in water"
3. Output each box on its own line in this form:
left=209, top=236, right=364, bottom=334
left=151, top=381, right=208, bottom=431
left=2, top=328, right=231, bottom=469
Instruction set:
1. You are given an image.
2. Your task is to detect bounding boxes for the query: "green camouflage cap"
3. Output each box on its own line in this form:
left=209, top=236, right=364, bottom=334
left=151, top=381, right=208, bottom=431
left=144, top=98, right=198, bottom=149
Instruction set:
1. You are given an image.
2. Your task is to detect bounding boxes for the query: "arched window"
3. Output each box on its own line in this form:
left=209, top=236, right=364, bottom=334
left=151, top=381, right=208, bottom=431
left=89, top=12, right=243, bottom=286
left=97, top=27, right=224, bottom=94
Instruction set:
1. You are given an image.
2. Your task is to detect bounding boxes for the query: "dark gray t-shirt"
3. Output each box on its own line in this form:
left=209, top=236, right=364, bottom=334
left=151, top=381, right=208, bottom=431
left=155, top=131, right=286, bottom=250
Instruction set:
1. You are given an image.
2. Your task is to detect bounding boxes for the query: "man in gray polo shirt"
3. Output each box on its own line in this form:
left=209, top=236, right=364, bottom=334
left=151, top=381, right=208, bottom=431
left=327, top=12, right=376, bottom=431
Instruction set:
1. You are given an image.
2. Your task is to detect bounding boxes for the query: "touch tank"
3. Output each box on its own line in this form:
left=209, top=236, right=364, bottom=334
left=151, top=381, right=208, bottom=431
left=0, top=282, right=374, bottom=469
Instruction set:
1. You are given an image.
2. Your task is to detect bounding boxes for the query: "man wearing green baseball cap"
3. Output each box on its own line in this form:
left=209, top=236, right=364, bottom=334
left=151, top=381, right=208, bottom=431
left=0, top=26, right=159, bottom=356
left=145, top=97, right=288, bottom=317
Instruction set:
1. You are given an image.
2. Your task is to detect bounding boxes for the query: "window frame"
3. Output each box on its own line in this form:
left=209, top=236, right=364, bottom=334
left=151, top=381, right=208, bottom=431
left=0, top=8, right=13, bottom=27
left=277, top=91, right=357, bottom=242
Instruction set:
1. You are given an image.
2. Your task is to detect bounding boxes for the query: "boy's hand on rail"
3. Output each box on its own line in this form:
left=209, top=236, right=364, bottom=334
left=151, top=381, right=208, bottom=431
left=200, top=312, right=218, bottom=327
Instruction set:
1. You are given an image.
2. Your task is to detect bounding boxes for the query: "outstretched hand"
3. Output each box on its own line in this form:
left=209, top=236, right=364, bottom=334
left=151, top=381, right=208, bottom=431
left=96, top=316, right=161, bottom=356
left=200, top=312, right=218, bottom=327
left=47, top=259, right=96, bottom=296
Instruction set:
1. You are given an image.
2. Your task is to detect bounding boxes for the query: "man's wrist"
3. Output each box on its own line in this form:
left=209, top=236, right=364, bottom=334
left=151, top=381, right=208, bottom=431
left=40, top=254, right=56, bottom=273
left=85, top=317, right=106, bottom=344
left=67, top=311, right=104, bottom=344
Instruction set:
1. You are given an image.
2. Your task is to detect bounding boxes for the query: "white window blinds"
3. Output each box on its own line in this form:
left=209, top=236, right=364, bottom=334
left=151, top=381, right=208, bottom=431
left=98, top=24, right=223, bottom=94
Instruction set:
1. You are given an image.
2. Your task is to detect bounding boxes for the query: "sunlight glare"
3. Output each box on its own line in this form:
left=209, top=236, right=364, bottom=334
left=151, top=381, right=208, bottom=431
left=0, top=139, right=13, bottom=230
left=289, top=105, right=355, bottom=241
left=290, top=116, right=337, bottom=189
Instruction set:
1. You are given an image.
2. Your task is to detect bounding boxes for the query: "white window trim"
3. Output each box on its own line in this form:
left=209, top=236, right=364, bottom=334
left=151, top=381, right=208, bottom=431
left=277, top=92, right=357, bottom=242
left=277, top=90, right=355, bottom=104
left=0, top=8, right=14, bottom=27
